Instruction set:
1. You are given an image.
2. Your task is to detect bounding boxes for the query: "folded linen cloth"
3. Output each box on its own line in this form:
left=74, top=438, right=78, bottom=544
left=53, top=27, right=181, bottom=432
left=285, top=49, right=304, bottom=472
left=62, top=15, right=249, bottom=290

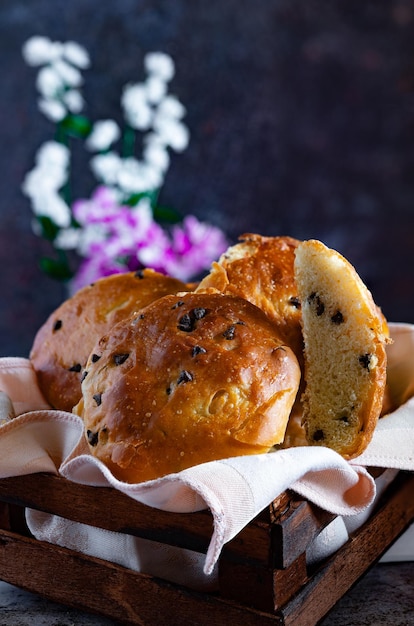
left=0, top=323, right=412, bottom=589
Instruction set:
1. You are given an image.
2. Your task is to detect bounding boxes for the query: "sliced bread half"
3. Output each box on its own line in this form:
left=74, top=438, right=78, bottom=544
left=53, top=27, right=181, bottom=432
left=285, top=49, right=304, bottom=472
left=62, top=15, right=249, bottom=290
left=294, top=239, right=389, bottom=459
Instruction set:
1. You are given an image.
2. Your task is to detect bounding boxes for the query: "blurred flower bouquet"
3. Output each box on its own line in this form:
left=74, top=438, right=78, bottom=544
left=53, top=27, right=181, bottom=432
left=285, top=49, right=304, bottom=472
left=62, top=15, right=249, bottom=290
left=22, top=36, right=228, bottom=293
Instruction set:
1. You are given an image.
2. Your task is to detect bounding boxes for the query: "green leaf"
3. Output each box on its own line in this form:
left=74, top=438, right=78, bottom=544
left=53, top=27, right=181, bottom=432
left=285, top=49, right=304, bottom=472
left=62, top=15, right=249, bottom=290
left=124, top=192, right=152, bottom=206
left=153, top=204, right=182, bottom=224
left=122, top=126, right=136, bottom=158
left=60, top=114, right=93, bottom=138
left=37, top=216, right=60, bottom=242
left=39, top=256, right=74, bottom=281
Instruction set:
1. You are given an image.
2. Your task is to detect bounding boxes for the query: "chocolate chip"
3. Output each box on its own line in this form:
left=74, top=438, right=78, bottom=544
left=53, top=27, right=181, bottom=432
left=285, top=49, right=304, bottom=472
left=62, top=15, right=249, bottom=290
left=135, top=269, right=145, bottom=278
left=68, top=363, right=82, bottom=372
left=289, top=296, right=301, bottom=309
left=192, top=307, right=207, bottom=320
left=113, top=353, right=129, bottom=366
left=223, top=325, right=236, bottom=340
left=53, top=319, right=62, bottom=332
left=316, top=299, right=325, bottom=316
left=192, top=345, right=207, bottom=357
left=91, top=354, right=101, bottom=363
left=178, top=313, right=194, bottom=332
left=359, top=353, right=372, bottom=370
left=93, top=393, right=102, bottom=406
left=81, top=371, right=88, bottom=383
left=331, top=311, right=344, bottom=325
left=313, top=429, right=325, bottom=441
left=86, top=430, right=99, bottom=446
left=177, top=307, right=209, bottom=332
left=177, top=370, right=193, bottom=385
left=308, top=292, right=325, bottom=316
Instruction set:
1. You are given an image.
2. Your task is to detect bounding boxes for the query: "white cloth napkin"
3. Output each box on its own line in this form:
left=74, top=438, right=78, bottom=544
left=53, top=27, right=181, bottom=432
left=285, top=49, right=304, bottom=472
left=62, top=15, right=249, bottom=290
left=0, top=323, right=412, bottom=589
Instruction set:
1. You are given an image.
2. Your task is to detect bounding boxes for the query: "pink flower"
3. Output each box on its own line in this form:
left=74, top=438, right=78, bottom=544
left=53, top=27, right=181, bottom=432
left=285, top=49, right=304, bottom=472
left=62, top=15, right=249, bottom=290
left=69, top=186, right=229, bottom=291
left=72, top=185, right=121, bottom=225
left=163, top=216, right=228, bottom=280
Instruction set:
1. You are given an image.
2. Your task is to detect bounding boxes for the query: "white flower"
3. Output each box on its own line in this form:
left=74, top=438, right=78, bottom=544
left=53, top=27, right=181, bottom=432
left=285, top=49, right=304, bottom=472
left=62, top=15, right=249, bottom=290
left=152, top=115, right=190, bottom=152
left=22, top=167, right=64, bottom=198
left=62, top=41, right=90, bottom=69
left=144, top=52, right=175, bottom=82
left=86, top=120, right=121, bottom=152
left=117, top=157, right=163, bottom=194
left=36, top=65, right=64, bottom=98
left=36, top=141, right=70, bottom=170
left=23, top=142, right=69, bottom=206
left=157, top=95, right=186, bottom=119
left=22, top=36, right=62, bottom=66
left=54, top=227, right=81, bottom=250
left=30, top=189, right=71, bottom=227
left=121, top=83, right=153, bottom=130
left=37, top=98, right=67, bottom=122
left=63, top=89, right=84, bottom=113
left=52, top=59, right=83, bottom=87
left=145, top=75, right=167, bottom=104
left=90, top=152, right=123, bottom=185
left=143, top=136, right=170, bottom=173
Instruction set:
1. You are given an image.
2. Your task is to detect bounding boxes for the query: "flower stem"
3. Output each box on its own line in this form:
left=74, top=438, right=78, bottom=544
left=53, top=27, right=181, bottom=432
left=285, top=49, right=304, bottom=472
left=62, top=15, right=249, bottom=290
left=123, top=125, right=136, bottom=157
left=55, top=122, right=71, bottom=205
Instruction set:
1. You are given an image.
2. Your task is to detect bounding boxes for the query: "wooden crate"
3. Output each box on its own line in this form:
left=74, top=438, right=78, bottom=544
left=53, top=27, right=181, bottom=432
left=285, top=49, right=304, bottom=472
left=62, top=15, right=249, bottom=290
left=0, top=470, right=412, bottom=625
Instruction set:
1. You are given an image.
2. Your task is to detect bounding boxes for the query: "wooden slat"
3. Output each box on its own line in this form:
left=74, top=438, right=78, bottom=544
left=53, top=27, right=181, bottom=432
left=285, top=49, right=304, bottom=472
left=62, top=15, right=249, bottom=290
left=271, top=497, right=336, bottom=568
left=219, top=518, right=273, bottom=566
left=219, top=552, right=308, bottom=613
left=278, top=472, right=414, bottom=626
left=0, top=474, right=276, bottom=562
left=1, top=473, right=322, bottom=568
left=218, top=560, right=276, bottom=612
left=0, top=474, right=338, bottom=568
left=273, top=553, right=308, bottom=610
left=0, top=474, right=214, bottom=554
left=0, top=528, right=282, bottom=626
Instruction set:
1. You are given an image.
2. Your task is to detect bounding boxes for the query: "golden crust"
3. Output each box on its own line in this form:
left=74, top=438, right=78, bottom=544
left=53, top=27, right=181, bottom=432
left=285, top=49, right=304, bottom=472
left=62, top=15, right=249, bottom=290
left=75, top=291, right=301, bottom=483
left=30, top=269, right=189, bottom=412
left=196, top=234, right=304, bottom=363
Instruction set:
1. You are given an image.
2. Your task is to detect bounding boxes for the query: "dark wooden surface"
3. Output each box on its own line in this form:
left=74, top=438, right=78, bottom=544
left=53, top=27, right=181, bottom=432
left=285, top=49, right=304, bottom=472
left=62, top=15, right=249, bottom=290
left=1, top=1, right=414, bottom=356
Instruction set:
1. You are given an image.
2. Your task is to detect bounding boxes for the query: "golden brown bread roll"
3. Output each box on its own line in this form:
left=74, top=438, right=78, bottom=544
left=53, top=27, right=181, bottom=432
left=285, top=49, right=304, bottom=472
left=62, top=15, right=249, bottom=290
left=196, top=234, right=303, bottom=362
left=294, top=239, right=390, bottom=459
left=30, top=269, right=189, bottom=412
left=74, top=291, right=301, bottom=483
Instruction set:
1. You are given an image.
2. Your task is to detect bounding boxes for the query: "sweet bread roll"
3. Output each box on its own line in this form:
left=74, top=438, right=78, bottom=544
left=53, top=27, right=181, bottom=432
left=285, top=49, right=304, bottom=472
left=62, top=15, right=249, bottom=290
left=196, top=234, right=303, bottom=362
left=75, top=291, right=301, bottom=483
left=294, top=239, right=389, bottom=459
left=30, top=269, right=189, bottom=412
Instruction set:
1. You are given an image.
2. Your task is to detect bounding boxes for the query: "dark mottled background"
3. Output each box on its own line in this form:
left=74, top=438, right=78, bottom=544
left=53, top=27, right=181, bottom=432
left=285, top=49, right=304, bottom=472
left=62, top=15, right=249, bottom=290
left=1, top=0, right=414, bottom=357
